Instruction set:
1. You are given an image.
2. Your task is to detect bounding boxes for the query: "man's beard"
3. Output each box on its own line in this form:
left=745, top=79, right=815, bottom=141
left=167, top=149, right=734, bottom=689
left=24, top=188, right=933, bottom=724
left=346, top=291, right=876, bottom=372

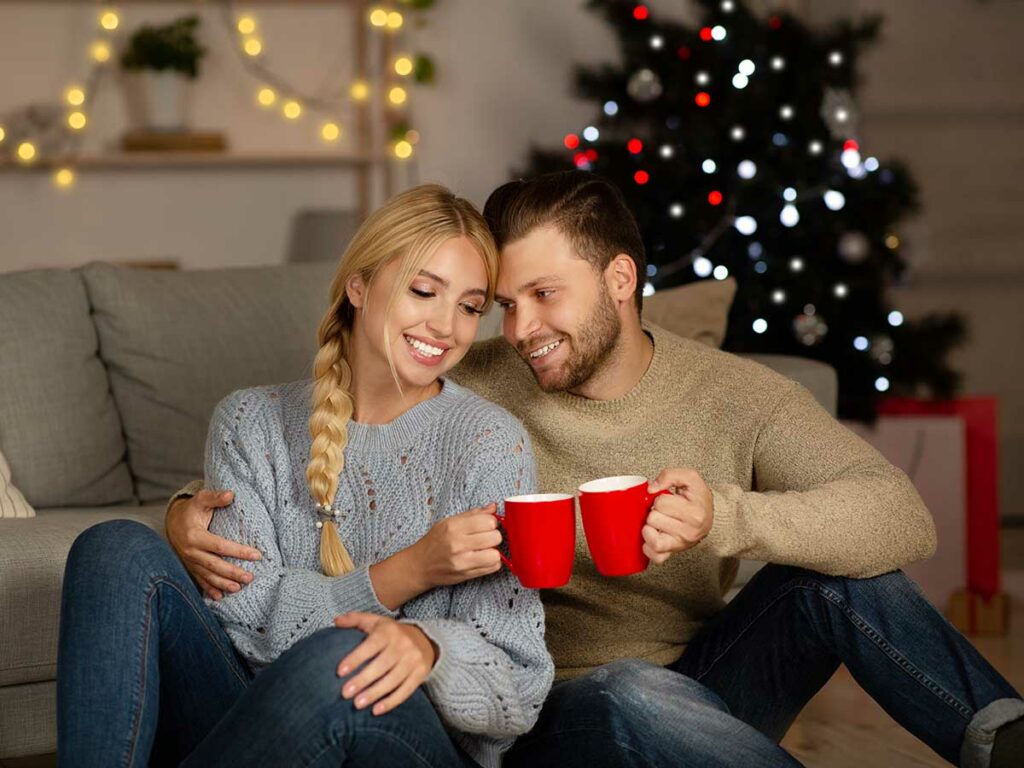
left=524, top=288, right=621, bottom=393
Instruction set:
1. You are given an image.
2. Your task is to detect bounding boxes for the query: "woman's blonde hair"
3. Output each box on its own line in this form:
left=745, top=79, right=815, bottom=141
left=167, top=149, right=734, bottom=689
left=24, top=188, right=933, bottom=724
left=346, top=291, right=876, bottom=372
left=307, top=184, right=499, bottom=576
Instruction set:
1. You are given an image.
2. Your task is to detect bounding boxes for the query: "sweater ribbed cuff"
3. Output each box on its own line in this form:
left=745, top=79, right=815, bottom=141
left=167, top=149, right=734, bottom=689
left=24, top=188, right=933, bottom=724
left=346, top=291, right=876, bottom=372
left=329, top=565, right=398, bottom=619
left=398, top=618, right=454, bottom=687
left=706, top=485, right=743, bottom=559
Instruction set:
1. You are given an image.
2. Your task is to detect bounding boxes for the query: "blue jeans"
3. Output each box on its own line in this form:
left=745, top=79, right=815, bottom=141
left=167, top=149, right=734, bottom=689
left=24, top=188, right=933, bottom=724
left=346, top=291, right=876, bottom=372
left=57, top=520, right=477, bottom=768
left=507, top=565, right=1024, bottom=768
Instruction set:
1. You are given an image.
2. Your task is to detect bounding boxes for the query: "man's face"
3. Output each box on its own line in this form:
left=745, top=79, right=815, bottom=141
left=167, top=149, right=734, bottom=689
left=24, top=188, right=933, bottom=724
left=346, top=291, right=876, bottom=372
left=495, top=226, right=621, bottom=393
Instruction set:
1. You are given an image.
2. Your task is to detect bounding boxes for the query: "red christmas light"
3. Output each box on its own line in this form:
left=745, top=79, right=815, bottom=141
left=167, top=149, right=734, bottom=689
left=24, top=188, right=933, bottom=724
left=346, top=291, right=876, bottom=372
left=843, top=139, right=860, bottom=152
left=634, top=170, right=650, bottom=185
left=585, top=148, right=599, bottom=162
left=627, top=138, right=644, bottom=154
left=633, top=5, right=649, bottom=20
left=699, top=26, right=713, bottom=41
left=707, top=190, right=723, bottom=206
left=695, top=91, right=711, bottom=107
left=677, top=46, right=692, bottom=60
left=574, top=152, right=589, bottom=168
left=564, top=134, right=580, bottom=150
left=769, top=16, right=782, bottom=29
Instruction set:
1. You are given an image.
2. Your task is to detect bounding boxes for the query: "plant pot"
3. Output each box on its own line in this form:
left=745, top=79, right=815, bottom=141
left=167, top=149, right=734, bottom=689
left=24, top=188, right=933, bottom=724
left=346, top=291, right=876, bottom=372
left=122, top=70, right=192, bottom=133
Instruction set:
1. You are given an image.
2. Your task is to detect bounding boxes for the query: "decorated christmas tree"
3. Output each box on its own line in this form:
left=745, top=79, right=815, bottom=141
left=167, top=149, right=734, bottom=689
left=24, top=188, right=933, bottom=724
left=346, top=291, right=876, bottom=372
left=522, top=0, right=964, bottom=421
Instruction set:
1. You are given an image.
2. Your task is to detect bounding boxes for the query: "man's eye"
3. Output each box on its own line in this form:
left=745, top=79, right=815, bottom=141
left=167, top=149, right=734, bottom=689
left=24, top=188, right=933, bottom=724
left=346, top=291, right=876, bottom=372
left=537, top=290, right=554, bottom=299
left=410, top=287, right=434, bottom=298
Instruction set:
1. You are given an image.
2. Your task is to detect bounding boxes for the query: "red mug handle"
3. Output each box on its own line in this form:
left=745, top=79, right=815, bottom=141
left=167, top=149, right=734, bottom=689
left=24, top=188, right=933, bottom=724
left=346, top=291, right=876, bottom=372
left=644, top=488, right=672, bottom=509
left=490, top=511, right=515, bottom=572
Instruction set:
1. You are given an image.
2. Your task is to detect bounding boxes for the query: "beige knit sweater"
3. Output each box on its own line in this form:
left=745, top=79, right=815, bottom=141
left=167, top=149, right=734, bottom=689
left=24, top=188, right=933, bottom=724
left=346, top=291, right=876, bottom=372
left=173, top=323, right=936, bottom=680
left=447, top=323, right=936, bottom=679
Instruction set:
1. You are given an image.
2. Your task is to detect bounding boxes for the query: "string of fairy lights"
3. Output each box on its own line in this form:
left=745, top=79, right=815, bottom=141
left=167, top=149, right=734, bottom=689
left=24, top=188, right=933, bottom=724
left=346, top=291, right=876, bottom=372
left=0, top=2, right=428, bottom=189
left=560, top=0, right=906, bottom=393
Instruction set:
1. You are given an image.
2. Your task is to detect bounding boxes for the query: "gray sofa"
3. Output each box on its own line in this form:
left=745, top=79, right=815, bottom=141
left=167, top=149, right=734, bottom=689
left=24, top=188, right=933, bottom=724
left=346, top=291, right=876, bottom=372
left=0, top=262, right=836, bottom=760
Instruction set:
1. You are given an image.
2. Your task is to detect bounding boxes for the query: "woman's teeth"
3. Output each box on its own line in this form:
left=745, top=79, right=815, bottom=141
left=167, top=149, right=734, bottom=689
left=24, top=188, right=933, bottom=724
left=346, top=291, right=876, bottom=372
left=530, top=340, right=562, bottom=359
left=405, top=335, right=445, bottom=357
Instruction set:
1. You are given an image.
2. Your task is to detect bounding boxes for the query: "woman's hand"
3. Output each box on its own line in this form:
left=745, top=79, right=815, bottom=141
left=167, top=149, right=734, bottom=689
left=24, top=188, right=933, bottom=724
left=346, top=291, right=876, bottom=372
left=333, top=613, right=437, bottom=716
left=409, top=504, right=503, bottom=588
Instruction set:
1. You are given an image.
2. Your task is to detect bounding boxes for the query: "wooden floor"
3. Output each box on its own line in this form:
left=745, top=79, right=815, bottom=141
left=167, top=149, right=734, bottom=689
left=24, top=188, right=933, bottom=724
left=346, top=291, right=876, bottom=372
left=6, top=531, right=1024, bottom=768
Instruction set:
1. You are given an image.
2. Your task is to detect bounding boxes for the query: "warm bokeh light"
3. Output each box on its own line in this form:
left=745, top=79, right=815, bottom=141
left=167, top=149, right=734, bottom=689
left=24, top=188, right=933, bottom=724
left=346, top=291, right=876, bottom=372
left=237, top=16, right=256, bottom=35
left=54, top=167, right=75, bottom=188
left=387, top=11, right=404, bottom=29
left=393, top=140, right=413, bottom=159
left=17, top=142, right=37, bottom=163
left=91, top=41, right=112, bottom=62
left=66, top=87, right=86, bottom=106
left=100, top=11, right=119, bottom=31
left=388, top=86, right=407, bottom=105
left=350, top=80, right=370, bottom=101
left=244, top=38, right=263, bottom=57
left=68, top=111, right=87, bottom=130
left=257, top=87, right=276, bottom=107
left=394, top=56, right=413, bottom=76
left=369, top=7, right=388, bottom=27
left=283, top=100, right=302, bottom=119
left=321, top=122, right=341, bottom=141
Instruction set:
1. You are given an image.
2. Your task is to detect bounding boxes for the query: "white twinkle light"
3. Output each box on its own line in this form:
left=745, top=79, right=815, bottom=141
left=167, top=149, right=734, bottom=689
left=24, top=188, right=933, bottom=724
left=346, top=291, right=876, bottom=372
left=875, top=376, right=890, bottom=393
left=779, top=105, right=794, bottom=120
left=660, top=144, right=674, bottom=159
left=829, top=50, right=844, bottom=66
left=583, top=126, right=599, bottom=142
left=864, top=156, right=880, bottom=172
left=712, top=25, right=727, bottom=40
left=732, top=74, right=749, bottom=89
left=771, top=56, right=785, bottom=71
left=790, top=257, right=804, bottom=272
left=783, top=187, right=797, bottom=202
left=824, top=190, right=846, bottom=211
left=854, top=336, right=870, bottom=351
left=721, top=0, right=735, bottom=12
left=702, top=159, right=717, bottom=174
left=696, top=71, right=710, bottom=86
left=772, top=289, right=786, bottom=304
left=713, top=265, right=730, bottom=280
left=669, top=203, right=685, bottom=218
left=650, top=35, right=664, bottom=50
left=835, top=108, right=850, bottom=123
left=738, top=59, right=755, bottom=76
left=753, top=318, right=768, bottom=334
left=731, top=125, right=745, bottom=141
left=737, top=160, right=757, bottom=179
left=735, top=216, right=758, bottom=235
left=841, top=149, right=861, bottom=169
left=604, top=100, right=619, bottom=116
left=643, top=282, right=656, bottom=297
left=809, top=140, right=824, bottom=155
left=833, top=283, right=849, bottom=298
left=888, top=310, right=904, bottom=327
left=694, top=257, right=713, bottom=278
left=781, top=204, right=800, bottom=227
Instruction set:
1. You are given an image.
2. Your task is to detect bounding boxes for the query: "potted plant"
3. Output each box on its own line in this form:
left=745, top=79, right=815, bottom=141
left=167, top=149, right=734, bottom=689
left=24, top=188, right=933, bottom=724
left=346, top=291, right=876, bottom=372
left=120, top=15, right=206, bottom=132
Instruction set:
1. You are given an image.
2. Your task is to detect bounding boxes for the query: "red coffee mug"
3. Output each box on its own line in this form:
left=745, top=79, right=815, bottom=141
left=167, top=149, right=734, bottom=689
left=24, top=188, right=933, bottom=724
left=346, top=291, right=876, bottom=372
left=577, top=475, right=670, bottom=577
left=492, top=493, right=575, bottom=589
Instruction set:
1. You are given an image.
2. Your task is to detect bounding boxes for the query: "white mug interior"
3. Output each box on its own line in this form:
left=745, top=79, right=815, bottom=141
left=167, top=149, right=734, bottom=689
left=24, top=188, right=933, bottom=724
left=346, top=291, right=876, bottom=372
left=577, top=475, right=647, bottom=494
left=505, top=493, right=575, bottom=503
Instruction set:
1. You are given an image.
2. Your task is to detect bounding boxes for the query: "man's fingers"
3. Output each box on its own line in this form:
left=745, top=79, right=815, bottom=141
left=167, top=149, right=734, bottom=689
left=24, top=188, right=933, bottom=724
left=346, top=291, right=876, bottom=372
left=646, top=509, right=690, bottom=539
left=373, top=675, right=422, bottom=716
left=193, top=574, right=223, bottom=601
left=203, top=531, right=262, bottom=562
left=192, top=549, right=254, bottom=585
left=643, top=542, right=671, bottom=565
left=643, top=524, right=682, bottom=554
left=650, top=468, right=701, bottom=493
left=192, top=563, right=244, bottom=595
left=195, top=489, right=235, bottom=509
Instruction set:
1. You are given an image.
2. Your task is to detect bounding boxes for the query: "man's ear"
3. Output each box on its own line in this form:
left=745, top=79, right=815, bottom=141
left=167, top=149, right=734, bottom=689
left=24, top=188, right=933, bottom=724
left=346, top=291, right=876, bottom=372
left=345, top=274, right=366, bottom=309
left=604, top=253, right=638, bottom=305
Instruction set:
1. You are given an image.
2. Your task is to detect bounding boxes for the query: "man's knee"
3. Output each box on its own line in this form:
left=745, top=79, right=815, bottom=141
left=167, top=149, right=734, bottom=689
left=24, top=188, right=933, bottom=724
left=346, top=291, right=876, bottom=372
left=578, top=659, right=730, bottom=721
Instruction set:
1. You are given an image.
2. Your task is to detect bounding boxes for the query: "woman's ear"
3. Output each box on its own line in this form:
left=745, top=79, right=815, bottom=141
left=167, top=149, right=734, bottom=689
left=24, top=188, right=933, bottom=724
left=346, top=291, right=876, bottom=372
left=345, top=274, right=366, bottom=309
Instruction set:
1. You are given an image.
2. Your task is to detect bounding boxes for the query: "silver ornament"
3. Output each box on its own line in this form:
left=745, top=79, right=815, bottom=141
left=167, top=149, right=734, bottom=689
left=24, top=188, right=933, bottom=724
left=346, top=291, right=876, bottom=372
left=793, top=313, right=829, bottom=346
left=820, top=88, right=858, bottom=138
left=628, top=68, right=663, bottom=103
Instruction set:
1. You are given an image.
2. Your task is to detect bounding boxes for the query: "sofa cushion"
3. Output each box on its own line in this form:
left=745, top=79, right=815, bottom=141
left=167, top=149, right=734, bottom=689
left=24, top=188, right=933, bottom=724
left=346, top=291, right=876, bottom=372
left=0, top=505, right=165, bottom=687
left=0, top=269, right=134, bottom=508
left=641, top=277, right=737, bottom=348
left=81, top=261, right=335, bottom=502
left=0, top=449, right=34, bottom=518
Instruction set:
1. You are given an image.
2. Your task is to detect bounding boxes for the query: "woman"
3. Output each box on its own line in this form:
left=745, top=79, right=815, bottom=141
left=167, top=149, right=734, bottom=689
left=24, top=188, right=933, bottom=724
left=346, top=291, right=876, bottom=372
left=57, top=185, right=553, bottom=768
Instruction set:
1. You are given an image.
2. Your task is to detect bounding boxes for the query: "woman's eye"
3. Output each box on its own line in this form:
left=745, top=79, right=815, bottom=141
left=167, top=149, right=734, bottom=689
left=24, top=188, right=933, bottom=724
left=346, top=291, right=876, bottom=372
left=409, top=287, right=434, bottom=298
left=461, top=304, right=485, bottom=316
left=537, top=290, right=554, bottom=299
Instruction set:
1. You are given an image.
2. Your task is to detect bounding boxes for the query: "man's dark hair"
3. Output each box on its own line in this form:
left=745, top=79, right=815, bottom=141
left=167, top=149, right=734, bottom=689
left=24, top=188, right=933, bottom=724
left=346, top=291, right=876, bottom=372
left=483, top=170, right=647, bottom=311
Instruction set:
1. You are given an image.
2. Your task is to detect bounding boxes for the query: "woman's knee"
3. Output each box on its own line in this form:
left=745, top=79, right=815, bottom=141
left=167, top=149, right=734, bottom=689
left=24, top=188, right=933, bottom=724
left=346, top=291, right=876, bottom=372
left=265, top=627, right=369, bottom=700
left=67, top=519, right=170, bottom=580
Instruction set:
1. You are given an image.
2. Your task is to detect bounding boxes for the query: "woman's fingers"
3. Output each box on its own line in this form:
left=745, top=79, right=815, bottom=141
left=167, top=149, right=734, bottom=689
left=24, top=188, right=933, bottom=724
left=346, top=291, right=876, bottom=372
left=342, top=646, right=396, bottom=701
left=352, top=662, right=409, bottom=710
left=372, top=674, right=424, bottom=716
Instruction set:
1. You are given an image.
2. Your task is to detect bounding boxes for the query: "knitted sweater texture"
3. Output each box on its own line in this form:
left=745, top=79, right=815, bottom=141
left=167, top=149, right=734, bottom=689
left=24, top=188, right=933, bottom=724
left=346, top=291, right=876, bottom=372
left=202, top=378, right=554, bottom=768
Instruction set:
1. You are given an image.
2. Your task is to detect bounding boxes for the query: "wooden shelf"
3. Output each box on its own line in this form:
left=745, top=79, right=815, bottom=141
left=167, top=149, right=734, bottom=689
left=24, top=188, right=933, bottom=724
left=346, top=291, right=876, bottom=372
left=0, top=151, right=389, bottom=172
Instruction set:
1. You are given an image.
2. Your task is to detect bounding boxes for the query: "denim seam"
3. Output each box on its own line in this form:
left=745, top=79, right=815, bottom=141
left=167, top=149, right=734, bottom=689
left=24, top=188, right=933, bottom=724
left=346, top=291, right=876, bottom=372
left=123, top=584, right=155, bottom=768
left=693, top=577, right=973, bottom=722
left=302, top=727, right=449, bottom=768
left=151, top=575, right=251, bottom=686
left=511, top=727, right=657, bottom=767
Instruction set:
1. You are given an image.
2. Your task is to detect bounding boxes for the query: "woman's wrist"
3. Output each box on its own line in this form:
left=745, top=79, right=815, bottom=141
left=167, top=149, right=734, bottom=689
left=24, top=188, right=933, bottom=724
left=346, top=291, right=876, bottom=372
left=368, top=545, right=433, bottom=611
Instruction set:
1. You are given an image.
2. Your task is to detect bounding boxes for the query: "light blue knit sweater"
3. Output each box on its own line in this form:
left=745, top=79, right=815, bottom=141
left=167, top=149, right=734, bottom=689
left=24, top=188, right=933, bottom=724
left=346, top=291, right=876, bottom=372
left=203, top=378, right=554, bottom=768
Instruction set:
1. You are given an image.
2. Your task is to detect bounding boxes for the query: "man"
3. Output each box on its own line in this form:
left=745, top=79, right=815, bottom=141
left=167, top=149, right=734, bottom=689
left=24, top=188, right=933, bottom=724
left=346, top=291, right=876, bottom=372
left=169, top=171, right=1023, bottom=767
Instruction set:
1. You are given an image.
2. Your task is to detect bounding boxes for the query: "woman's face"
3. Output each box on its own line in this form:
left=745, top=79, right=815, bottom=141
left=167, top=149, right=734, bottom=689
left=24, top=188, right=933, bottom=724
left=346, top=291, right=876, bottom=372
left=350, top=235, right=489, bottom=392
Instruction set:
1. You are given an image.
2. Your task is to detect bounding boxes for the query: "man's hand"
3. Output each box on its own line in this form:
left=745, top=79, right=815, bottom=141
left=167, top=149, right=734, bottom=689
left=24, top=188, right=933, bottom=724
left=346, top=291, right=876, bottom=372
left=165, top=489, right=262, bottom=600
left=642, top=468, right=714, bottom=565
left=408, top=504, right=503, bottom=588
left=333, top=613, right=437, bottom=716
